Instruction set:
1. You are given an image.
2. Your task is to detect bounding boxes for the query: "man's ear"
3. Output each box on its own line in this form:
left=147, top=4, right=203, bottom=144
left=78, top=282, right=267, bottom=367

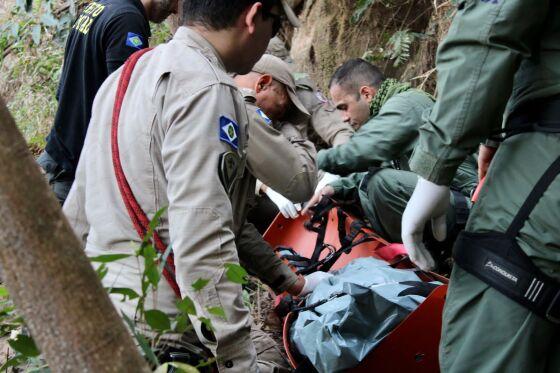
left=255, top=74, right=273, bottom=93
left=359, top=85, right=377, bottom=102
left=244, top=2, right=262, bottom=35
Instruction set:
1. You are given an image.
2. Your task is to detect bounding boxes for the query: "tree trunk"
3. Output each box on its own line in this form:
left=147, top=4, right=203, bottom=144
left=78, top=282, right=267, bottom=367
left=0, top=98, right=150, bottom=372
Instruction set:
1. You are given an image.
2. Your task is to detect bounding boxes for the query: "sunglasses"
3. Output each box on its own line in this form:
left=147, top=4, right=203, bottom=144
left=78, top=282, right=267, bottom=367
left=262, top=9, right=284, bottom=37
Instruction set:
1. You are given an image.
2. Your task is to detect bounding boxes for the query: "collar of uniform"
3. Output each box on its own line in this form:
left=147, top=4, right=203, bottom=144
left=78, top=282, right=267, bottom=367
left=174, top=27, right=226, bottom=71
left=239, top=88, right=257, bottom=104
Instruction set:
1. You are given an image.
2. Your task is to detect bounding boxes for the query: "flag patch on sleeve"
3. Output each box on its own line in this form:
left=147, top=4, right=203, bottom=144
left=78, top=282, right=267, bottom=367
left=256, top=108, right=272, bottom=125
left=126, top=32, right=144, bottom=49
left=219, top=116, right=239, bottom=150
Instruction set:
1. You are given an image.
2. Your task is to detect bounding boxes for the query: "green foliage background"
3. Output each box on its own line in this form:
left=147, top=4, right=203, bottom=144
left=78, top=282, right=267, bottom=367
left=0, top=0, right=171, bottom=152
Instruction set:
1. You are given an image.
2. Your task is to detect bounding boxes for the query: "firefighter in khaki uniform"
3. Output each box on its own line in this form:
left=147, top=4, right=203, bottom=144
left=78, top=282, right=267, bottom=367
left=266, top=37, right=355, bottom=149
left=401, top=0, right=560, bottom=371
left=63, top=1, right=311, bottom=371
left=232, top=67, right=323, bottom=295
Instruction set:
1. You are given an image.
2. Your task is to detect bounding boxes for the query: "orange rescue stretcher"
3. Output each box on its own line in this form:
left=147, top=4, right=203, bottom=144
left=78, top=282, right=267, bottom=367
left=263, top=201, right=448, bottom=372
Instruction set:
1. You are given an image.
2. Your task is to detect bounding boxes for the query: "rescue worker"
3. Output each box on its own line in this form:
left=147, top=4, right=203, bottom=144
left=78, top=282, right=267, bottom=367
left=304, top=58, right=477, bottom=245
left=38, top=0, right=178, bottom=205
left=266, top=37, right=355, bottom=149
left=400, top=1, right=560, bottom=371
left=63, top=1, right=312, bottom=371
left=232, top=54, right=322, bottom=296
left=234, top=54, right=317, bottom=229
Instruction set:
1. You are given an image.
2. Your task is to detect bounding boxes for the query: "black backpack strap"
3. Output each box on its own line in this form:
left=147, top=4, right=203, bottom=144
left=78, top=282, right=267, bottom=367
left=454, top=232, right=560, bottom=324
left=506, top=155, right=560, bottom=238
left=453, top=155, right=560, bottom=324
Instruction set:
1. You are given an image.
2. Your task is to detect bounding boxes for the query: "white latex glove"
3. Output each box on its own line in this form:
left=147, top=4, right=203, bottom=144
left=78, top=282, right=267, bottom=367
left=401, top=177, right=450, bottom=271
left=314, top=172, right=340, bottom=194
left=265, top=187, right=301, bottom=219
left=299, top=271, right=334, bottom=296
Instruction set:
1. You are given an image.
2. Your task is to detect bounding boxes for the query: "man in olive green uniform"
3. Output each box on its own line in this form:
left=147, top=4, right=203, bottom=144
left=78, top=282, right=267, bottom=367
left=266, top=37, right=355, bottom=149
left=401, top=1, right=560, bottom=371
left=305, top=58, right=477, bottom=244
left=63, top=1, right=307, bottom=371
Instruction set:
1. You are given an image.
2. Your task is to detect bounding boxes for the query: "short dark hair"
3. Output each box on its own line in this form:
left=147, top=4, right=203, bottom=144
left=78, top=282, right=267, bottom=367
left=329, top=58, right=385, bottom=94
left=182, top=0, right=278, bottom=30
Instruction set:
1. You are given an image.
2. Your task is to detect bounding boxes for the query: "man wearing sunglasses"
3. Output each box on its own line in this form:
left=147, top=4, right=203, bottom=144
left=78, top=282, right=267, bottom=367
left=64, top=1, right=301, bottom=371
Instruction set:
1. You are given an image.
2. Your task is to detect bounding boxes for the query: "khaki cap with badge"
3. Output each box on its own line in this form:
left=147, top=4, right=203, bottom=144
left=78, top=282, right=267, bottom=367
left=252, top=54, right=310, bottom=123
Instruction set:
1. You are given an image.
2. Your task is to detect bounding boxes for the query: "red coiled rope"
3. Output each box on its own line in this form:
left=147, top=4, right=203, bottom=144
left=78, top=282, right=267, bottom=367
left=111, top=48, right=181, bottom=298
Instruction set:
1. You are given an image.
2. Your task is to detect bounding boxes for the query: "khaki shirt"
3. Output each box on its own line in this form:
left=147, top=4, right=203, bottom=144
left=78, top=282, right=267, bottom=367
left=292, top=76, right=354, bottom=149
left=237, top=89, right=317, bottom=293
left=242, top=88, right=317, bottom=202
left=64, top=27, right=276, bottom=372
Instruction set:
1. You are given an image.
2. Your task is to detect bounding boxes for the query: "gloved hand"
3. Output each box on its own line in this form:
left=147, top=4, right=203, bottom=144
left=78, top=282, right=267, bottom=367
left=314, top=172, right=340, bottom=194
left=265, top=187, right=301, bottom=219
left=401, top=177, right=450, bottom=271
left=299, top=271, right=334, bottom=296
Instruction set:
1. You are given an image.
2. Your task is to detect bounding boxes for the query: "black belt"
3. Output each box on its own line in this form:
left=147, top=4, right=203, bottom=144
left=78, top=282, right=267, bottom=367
left=453, top=155, right=560, bottom=324
left=503, top=94, right=560, bottom=138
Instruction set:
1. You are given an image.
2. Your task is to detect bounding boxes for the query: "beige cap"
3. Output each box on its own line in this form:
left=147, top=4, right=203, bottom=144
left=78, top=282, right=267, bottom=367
left=280, top=0, right=301, bottom=28
left=252, top=54, right=310, bottom=121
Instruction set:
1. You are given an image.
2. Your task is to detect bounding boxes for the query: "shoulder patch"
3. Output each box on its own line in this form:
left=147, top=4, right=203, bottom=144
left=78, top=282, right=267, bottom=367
left=256, top=108, right=272, bottom=125
left=219, top=116, right=239, bottom=150
left=126, top=32, right=144, bottom=50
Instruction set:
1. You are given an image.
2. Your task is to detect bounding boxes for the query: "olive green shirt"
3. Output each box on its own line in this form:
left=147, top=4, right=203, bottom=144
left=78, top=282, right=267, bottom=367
left=317, top=89, right=434, bottom=175
left=410, top=0, right=560, bottom=185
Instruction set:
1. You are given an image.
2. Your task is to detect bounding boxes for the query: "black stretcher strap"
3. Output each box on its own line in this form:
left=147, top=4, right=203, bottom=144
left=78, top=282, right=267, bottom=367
left=451, top=190, right=470, bottom=226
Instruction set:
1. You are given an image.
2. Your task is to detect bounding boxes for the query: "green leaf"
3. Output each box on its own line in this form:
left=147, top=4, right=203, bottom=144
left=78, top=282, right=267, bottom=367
left=26, top=363, right=50, bottom=373
left=352, top=0, right=376, bottom=24
left=0, top=355, right=26, bottom=371
left=149, top=206, right=168, bottom=231
left=224, top=263, right=248, bottom=285
left=10, top=23, right=20, bottom=39
left=0, top=286, right=9, bottom=298
left=142, top=244, right=157, bottom=262
left=122, top=313, right=159, bottom=366
left=145, top=262, right=160, bottom=288
left=145, top=309, right=171, bottom=331
left=31, top=24, right=41, bottom=45
left=207, top=307, right=226, bottom=319
left=9, top=334, right=39, bottom=357
left=177, top=296, right=196, bottom=316
left=109, top=287, right=140, bottom=302
left=174, top=313, right=190, bottom=333
left=96, top=263, right=108, bottom=281
left=192, top=278, right=210, bottom=292
left=155, top=362, right=199, bottom=373
left=198, top=317, right=214, bottom=332
left=40, top=13, right=58, bottom=27
left=89, top=253, right=131, bottom=263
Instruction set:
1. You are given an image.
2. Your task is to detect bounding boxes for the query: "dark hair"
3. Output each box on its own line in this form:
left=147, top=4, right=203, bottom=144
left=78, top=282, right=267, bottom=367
left=182, top=0, right=278, bottom=30
left=328, top=58, right=385, bottom=94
